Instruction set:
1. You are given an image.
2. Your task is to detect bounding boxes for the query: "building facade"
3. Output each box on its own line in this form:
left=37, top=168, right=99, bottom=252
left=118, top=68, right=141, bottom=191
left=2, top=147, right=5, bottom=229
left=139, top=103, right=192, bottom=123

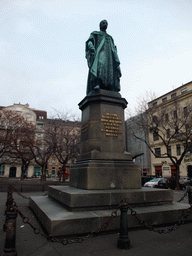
left=0, top=103, right=80, bottom=179
left=126, top=115, right=151, bottom=176
left=148, top=81, right=192, bottom=178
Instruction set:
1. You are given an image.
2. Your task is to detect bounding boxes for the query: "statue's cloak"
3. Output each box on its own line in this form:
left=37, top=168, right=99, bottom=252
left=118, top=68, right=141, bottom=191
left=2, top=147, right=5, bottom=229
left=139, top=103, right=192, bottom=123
left=86, top=31, right=121, bottom=94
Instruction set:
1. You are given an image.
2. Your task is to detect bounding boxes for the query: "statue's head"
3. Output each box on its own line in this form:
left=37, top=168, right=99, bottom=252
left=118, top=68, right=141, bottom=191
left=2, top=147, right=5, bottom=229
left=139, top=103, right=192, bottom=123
left=100, top=20, right=108, bottom=32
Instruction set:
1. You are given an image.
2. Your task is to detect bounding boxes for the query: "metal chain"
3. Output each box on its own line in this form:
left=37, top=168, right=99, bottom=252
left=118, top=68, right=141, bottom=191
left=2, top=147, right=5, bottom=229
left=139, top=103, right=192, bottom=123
left=6, top=185, right=121, bottom=245
left=12, top=196, right=121, bottom=245
left=177, top=191, right=188, bottom=202
left=80, top=206, right=120, bottom=242
left=9, top=184, right=30, bottom=200
left=122, top=198, right=192, bottom=234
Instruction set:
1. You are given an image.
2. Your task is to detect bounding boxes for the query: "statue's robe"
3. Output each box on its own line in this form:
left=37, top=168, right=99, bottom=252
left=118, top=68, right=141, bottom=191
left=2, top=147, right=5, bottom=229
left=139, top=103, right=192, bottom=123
left=86, top=31, right=121, bottom=95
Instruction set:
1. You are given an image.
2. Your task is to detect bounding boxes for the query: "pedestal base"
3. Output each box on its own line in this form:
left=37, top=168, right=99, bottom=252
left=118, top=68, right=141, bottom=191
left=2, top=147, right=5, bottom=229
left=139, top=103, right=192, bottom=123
left=29, top=186, right=192, bottom=237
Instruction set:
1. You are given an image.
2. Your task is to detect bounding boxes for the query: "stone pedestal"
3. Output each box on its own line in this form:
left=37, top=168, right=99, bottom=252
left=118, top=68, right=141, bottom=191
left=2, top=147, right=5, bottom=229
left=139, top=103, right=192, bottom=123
left=70, top=89, right=141, bottom=190
left=29, top=89, right=190, bottom=237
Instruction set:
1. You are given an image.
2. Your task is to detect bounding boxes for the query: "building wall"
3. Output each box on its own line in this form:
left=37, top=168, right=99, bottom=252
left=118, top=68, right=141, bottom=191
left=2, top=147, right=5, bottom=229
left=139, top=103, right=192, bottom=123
left=0, top=103, right=80, bottom=179
left=0, top=103, right=46, bottom=178
left=149, top=81, right=192, bottom=178
left=126, top=117, right=151, bottom=176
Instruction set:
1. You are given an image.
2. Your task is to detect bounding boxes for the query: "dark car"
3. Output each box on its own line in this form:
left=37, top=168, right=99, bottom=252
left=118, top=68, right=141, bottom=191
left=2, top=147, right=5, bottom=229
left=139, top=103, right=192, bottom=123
left=157, top=178, right=176, bottom=189
left=157, top=178, right=188, bottom=190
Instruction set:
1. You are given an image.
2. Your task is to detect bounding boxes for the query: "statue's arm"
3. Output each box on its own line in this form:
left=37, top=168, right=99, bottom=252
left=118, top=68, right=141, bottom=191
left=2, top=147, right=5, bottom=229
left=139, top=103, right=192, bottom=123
left=86, top=34, right=96, bottom=68
left=87, top=41, right=95, bottom=53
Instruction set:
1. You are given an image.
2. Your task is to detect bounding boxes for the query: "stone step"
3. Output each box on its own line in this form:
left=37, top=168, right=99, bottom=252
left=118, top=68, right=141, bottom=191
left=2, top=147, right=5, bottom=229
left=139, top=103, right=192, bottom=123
left=29, top=195, right=192, bottom=237
left=47, top=186, right=174, bottom=211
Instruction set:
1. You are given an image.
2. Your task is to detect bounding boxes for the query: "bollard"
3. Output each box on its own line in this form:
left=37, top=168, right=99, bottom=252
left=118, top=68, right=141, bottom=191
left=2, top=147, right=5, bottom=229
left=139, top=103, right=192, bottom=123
left=117, top=201, right=130, bottom=249
left=3, top=210, right=18, bottom=256
left=3, top=186, right=18, bottom=256
left=188, top=190, right=192, bottom=204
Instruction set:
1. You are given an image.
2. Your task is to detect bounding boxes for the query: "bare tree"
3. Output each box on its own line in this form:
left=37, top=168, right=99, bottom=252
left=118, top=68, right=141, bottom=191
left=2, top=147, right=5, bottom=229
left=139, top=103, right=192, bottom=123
left=129, top=96, right=192, bottom=189
left=29, top=123, right=54, bottom=181
left=0, top=110, right=36, bottom=179
left=46, top=118, right=80, bottom=182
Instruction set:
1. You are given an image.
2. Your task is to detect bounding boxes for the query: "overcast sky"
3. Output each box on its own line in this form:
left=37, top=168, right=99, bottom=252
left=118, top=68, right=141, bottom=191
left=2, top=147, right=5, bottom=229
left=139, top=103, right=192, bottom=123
left=1, top=0, right=192, bottom=118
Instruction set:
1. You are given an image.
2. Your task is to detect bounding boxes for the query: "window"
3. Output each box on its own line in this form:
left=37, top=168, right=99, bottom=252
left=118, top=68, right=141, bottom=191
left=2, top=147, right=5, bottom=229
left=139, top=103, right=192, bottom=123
left=34, top=167, right=41, bottom=177
left=177, top=144, right=181, bottom=155
left=171, top=93, right=177, bottom=99
left=181, top=88, right=188, bottom=94
left=153, top=132, right=159, bottom=141
left=184, top=107, right=188, bottom=117
left=155, top=148, right=161, bottom=158
left=167, top=129, right=170, bottom=138
left=52, top=157, right=56, bottom=164
left=0, top=165, right=5, bottom=176
left=162, top=97, right=167, bottom=103
left=167, top=146, right=171, bottom=156
left=52, top=167, right=56, bottom=175
left=153, top=102, right=157, bottom=107
left=165, top=113, right=169, bottom=122
left=37, top=124, right=43, bottom=130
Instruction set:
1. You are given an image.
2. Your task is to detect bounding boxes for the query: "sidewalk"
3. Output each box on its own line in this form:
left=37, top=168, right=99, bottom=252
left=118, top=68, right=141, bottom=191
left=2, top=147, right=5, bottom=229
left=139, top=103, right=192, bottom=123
left=0, top=177, right=67, bottom=192
left=0, top=190, right=192, bottom=256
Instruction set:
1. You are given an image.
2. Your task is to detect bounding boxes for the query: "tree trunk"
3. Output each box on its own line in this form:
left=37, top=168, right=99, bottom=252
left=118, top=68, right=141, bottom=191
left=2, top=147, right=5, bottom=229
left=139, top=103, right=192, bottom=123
left=20, top=173, right=25, bottom=180
left=175, top=165, right=180, bottom=190
left=41, top=165, right=47, bottom=182
left=62, top=166, right=66, bottom=183
left=20, top=162, right=29, bottom=180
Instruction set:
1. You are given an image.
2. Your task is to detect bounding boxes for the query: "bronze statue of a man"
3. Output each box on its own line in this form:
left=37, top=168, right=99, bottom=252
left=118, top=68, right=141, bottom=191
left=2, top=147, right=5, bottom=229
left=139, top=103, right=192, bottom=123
left=86, top=20, right=121, bottom=95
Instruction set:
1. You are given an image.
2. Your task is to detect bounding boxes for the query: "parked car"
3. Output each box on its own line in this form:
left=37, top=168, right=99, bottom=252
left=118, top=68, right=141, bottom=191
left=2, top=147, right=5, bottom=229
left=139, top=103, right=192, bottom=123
left=179, top=177, right=192, bottom=186
left=186, top=178, right=192, bottom=186
left=157, top=178, right=176, bottom=189
left=158, top=178, right=191, bottom=190
left=179, top=177, right=192, bottom=189
left=141, top=175, right=156, bottom=186
left=144, top=178, right=164, bottom=188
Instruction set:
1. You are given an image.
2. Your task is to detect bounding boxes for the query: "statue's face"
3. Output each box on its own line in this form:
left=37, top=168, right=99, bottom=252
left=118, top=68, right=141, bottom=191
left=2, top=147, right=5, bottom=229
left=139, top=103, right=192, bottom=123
left=100, top=20, right=108, bottom=31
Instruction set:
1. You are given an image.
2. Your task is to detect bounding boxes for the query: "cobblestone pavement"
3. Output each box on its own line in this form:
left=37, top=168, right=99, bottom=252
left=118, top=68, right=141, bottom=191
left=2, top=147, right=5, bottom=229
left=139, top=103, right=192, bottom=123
left=0, top=189, right=192, bottom=256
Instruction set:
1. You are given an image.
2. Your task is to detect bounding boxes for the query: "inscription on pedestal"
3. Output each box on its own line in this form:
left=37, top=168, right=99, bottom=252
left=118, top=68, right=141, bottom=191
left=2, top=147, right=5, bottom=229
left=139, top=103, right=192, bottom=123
left=101, top=113, right=122, bottom=137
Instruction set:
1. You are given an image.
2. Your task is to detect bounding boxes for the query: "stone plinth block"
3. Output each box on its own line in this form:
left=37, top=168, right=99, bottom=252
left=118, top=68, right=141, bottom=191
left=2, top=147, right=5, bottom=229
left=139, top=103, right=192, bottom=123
left=79, top=89, right=127, bottom=155
left=70, top=159, right=141, bottom=190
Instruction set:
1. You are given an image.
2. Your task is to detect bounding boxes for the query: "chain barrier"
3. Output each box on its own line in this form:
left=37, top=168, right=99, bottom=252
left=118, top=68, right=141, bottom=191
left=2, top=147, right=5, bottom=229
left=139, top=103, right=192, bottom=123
left=3, top=185, right=192, bottom=250
left=17, top=201, right=121, bottom=245
left=8, top=184, right=30, bottom=200
left=177, top=191, right=188, bottom=202
left=4, top=185, right=121, bottom=245
left=120, top=198, right=192, bottom=234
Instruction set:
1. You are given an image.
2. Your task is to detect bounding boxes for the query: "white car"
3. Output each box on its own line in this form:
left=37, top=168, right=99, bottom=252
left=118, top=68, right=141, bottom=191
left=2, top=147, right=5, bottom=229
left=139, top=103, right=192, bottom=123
left=144, top=178, right=163, bottom=188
